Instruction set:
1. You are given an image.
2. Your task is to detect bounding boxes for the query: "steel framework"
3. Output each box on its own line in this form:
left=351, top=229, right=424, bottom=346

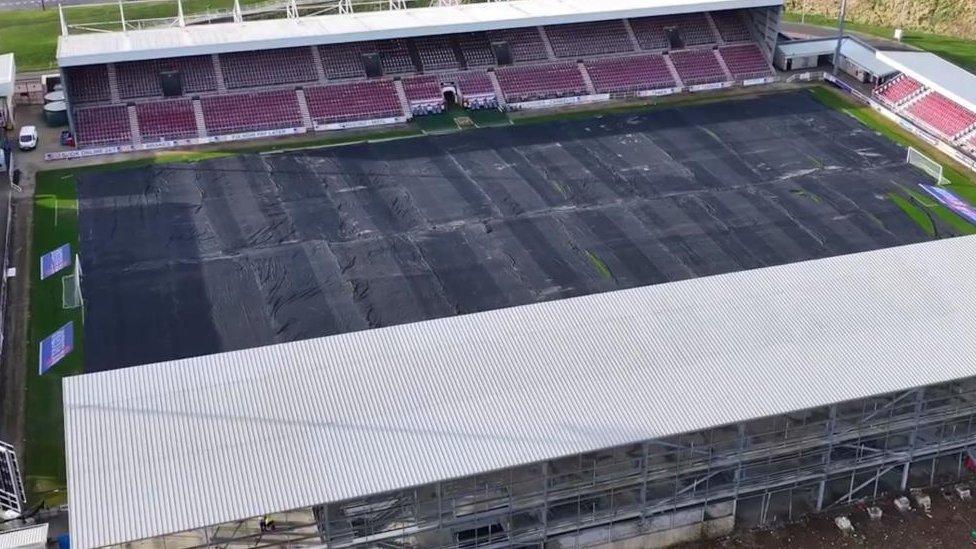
left=132, top=375, right=976, bottom=548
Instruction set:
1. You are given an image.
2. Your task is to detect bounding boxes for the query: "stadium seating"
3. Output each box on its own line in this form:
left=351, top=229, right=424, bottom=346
left=488, top=27, right=549, bottom=62
left=319, top=42, right=372, bottom=80
left=377, top=39, right=418, bottom=74
left=201, top=89, right=303, bottom=134
left=457, top=33, right=496, bottom=68
left=74, top=105, right=131, bottom=145
left=219, top=47, right=317, bottom=88
left=719, top=44, right=771, bottom=80
left=875, top=74, right=923, bottom=106
left=630, top=14, right=716, bottom=50
left=305, top=80, right=402, bottom=124
left=669, top=49, right=726, bottom=85
left=584, top=55, right=675, bottom=93
left=136, top=99, right=198, bottom=141
left=907, top=92, right=976, bottom=138
left=66, top=65, right=111, bottom=104
left=116, top=60, right=163, bottom=99
left=415, top=35, right=460, bottom=71
left=711, top=10, right=752, bottom=43
left=544, top=20, right=634, bottom=58
left=495, top=62, right=587, bottom=102
left=402, top=75, right=445, bottom=114
left=454, top=71, right=498, bottom=109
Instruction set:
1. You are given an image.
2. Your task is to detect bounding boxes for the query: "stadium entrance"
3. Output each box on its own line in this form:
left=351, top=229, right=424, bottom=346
left=441, top=84, right=458, bottom=108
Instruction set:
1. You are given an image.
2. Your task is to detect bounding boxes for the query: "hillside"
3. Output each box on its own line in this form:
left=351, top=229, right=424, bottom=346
left=785, top=0, right=976, bottom=40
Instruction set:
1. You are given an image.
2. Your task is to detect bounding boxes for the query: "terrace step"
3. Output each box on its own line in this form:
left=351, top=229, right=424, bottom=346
left=537, top=26, right=557, bottom=60
left=704, top=13, right=725, bottom=45
left=393, top=79, right=412, bottom=118
left=900, top=88, right=931, bottom=111
left=106, top=64, right=121, bottom=103
left=127, top=105, right=142, bottom=146
left=296, top=89, right=314, bottom=129
left=578, top=62, right=597, bottom=95
left=309, top=46, right=327, bottom=82
left=487, top=70, right=508, bottom=108
left=192, top=99, right=208, bottom=138
left=713, top=48, right=734, bottom=82
left=954, top=122, right=976, bottom=144
left=623, top=19, right=642, bottom=51
left=663, top=54, right=684, bottom=88
left=212, top=54, right=227, bottom=92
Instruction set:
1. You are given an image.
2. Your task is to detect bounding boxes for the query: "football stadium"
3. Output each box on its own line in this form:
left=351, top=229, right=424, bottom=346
left=2, top=0, right=976, bottom=546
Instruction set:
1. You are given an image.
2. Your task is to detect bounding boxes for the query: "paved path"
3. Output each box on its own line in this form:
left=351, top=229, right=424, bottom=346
left=0, top=0, right=110, bottom=12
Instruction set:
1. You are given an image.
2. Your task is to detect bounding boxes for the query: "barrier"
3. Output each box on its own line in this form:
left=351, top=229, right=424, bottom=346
left=637, top=87, right=682, bottom=98
left=508, top=94, right=611, bottom=110
left=688, top=82, right=733, bottom=92
left=316, top=116, right=408, bottom=132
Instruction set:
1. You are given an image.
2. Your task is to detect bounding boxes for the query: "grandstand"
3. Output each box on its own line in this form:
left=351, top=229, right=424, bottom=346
left=871, top=51, right=976, bottom=155
left=63, top=236, right=976, bottom=548
left=54, top=0, right=779, bottom=151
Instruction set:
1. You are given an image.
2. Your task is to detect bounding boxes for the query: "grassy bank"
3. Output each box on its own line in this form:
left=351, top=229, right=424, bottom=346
left=783, top=12, right=976, bottom=71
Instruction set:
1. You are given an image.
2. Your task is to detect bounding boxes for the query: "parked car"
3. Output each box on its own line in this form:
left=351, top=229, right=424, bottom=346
left=18, top=125, right=38, bottom=151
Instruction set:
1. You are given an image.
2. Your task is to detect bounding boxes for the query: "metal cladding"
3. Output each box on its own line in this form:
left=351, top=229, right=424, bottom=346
left=65, top=234, right=976, bottom=548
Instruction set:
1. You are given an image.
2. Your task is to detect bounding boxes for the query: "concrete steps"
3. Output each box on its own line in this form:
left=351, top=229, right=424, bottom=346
left=704, top=13, right=725, bottom=45
left=309, top=46, right=327, bottom=83
left=538, top=26, right=557, bottom=60
left=663, top=54, right=684, bottom=88
left=107, top=64, right=121, bottom=103
left=212, top=54, right=227, bottom=92
left=623, top=19, right=642, bottom=51
left=487, top=70, right=508, bottom=108
left=127, top=105, right=141, bottom=145
left=393, top=79, right=412, bottom=118
left=578, top=62, right=597, bottom=95
left=296, top=89, right=313, bottom=129
left=713, top=49, right=734, bottom=82
left=192, top=99, right=208, bottom=138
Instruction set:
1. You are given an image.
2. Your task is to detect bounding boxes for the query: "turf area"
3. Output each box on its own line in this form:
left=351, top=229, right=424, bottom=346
left=73, top=90, right=939, bottom=372
left=26, top=171, right=84, bottom=504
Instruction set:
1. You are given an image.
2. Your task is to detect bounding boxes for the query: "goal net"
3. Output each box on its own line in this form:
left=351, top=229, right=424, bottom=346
left=62, top=254, right=83, bottom=310
left=907, top=147, right=950, bottom=185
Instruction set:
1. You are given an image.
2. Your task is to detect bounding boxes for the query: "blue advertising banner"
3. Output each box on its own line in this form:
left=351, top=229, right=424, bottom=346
left=40, top=243, right=71, bottom=280
left=39, top=322, right=74, bottom=375
left=919, top=184, right=976, bottom=226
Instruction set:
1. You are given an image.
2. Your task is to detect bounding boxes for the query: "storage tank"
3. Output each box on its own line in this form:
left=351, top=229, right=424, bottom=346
left=43, top=100, right=68, bottom=127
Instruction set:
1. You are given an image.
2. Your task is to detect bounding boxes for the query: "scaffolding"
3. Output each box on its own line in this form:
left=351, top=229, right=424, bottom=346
left=136, top=375, right=976, bottom=548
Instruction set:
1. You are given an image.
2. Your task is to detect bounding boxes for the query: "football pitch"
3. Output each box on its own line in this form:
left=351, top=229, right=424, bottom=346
left=74, top=90, right=938, bottom=371
left=25, top=87, right=976, bottom=496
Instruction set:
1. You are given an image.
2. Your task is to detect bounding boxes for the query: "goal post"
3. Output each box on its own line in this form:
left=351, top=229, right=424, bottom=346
left=906, top=147, right=950, bottom=185
left=62, top=254, right=83, bottom=310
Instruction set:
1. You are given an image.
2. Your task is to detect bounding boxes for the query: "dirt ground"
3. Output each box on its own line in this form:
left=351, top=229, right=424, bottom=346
left=696, top=487, right=976, bottom=548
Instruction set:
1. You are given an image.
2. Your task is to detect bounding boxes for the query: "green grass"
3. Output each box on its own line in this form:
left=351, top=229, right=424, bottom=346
left=0, top=0, right=268, bottom=72
left=808, top=85, right=976, bottom=236
left=889, top=193, right=936, bottom=237
left=26, top=171, right=84, bottom=505
left=782, top=12, right=976, bottom=71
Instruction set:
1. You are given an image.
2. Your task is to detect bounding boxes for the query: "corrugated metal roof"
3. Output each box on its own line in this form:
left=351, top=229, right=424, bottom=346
left=56, top=0, right=780, bottom=66
left=0, top=524, right=49, bottom=549
left=776, top=37, right=895, bottom=76
left=65, top=235, right=976, bottom=548
left=876, top=50, right=976, bottom=113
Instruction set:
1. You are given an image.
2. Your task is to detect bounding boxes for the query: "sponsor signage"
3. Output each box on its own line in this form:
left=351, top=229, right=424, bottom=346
left=318, top=116, right=407, bottom=132
left=39, top=243, right=71, bottom=280
left=637, top=87, right=681, bottom=97
left=510, top=94, right=611, bottom=110
left=919, top=184, right=976, bottom=226
left=688, top=82, right=732, bottom=92
left=39, top=321, right=74, bottom=375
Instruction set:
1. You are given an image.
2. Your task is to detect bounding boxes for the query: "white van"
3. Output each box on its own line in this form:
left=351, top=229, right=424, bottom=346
left=18, top=126, right=38, bottom=151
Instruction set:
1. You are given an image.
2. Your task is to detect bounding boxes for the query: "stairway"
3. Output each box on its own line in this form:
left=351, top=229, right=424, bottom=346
left=212, top=54, right=227, bottom=92
left=393, top=79, right=412, bottom=118
left=537, top=26, right=557, bottom=59
left=623, top=19, right=642, bottom=51
left=713, top=49, right=734, bottom=82
left=663, top=54, right=684, bottom=88
left=127, top=105, right=141, bottom=146
left=192, top=99, right=208, bottom=138
left=578, top=62, right=596, bottom=95
left=107, top=64, right=121, bottom=103
left=450, top=36, right=467, bottom=70
left=296, top=89, right=313, bottom=129
left=900, top=89, right=931, bottom=111
left=487, top=70, right=508, bottom=108
left=309, top=46, right=327, bottom=82
left=405, top=39, right=424, bottom=73
left=704, top=13, right=725, bottom=45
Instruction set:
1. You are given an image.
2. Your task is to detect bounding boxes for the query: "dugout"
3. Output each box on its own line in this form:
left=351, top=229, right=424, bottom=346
left=774, top=36, right=896, bottom=83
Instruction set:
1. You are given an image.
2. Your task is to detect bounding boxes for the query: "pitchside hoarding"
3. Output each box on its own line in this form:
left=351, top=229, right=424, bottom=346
left=39, top=321, right=74, bottom=375
left=39, top=243, right=71, bottom=280
left=919, top=184, right=976, bottom=226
